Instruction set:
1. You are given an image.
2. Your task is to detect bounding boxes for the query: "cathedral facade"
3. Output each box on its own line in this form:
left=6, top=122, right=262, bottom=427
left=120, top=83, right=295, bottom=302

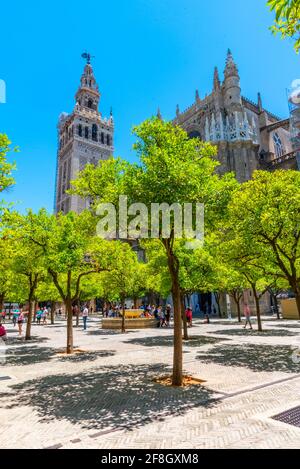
left=174, top=50, right=296, bottom=181
left=55, top=58, right=114, bottom=214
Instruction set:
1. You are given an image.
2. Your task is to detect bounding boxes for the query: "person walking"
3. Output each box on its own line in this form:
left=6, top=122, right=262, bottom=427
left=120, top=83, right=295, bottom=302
left=186, top=307, right=193, bottom=327
left=17, top=311, right=24, bottom=336
left=36, top=309, right=43, bottom=324
left=12, top=309, right=19, bottom=327
left=42, top=307, right=48, bottom=325
left=82, top=305, right=89, bottom=330
left=157, top=306, right=165, bottom=327
left=0, top=322, right=7, bottom=342
left=165, top=304, right=171, bottom=327
left=243, top=303, right=253, bottom=330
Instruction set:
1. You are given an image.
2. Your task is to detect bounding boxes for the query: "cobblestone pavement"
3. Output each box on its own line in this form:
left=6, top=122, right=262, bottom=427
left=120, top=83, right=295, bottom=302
left=1, top=315, right=300, bottom=448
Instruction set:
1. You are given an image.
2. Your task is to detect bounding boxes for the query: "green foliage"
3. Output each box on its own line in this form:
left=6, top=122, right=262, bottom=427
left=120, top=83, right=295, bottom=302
left=268, top=0, right=300, bottom=52
left=218, top=170, right=300, bottom=318
left=0, top=235, right=27, bottom=303
left=0, top=134, right=16, bottom=195
left=227, top=170, right=300, bottom=286
left=100, top=241, right=144, bottom=301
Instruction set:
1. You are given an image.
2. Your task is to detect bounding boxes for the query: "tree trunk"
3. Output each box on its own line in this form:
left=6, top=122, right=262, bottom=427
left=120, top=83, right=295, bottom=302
left=165, top=244, right=182, bottom=386
left=272, top=291, right=280, bottom=319
left=253, top=289, right=263, bottom=332
left=181, top=293, right=188, bottom=340
left=25, top=297, right=34, bottom=340
left=50, top=301, right=55, bottom=325
left=237, top=299, right=241, bottom=323
left=134, top=297, right=138, bottom=309
left=267, top=287, right=279, bottom=319
left=214, top=292, right=222, bottom=318
left=121, top=298, right=126, bottom=333
left=294, top=288, right=300, bottom=319
left=66, top=297, right=74, bottom=354
left=231, top=292, right=241, bottom=323
left=274, top=297, right=280, bottom=320
left=295, top=293, right=300, bottom=319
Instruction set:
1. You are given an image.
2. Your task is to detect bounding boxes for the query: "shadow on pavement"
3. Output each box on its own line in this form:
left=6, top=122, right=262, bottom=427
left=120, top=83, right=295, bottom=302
left=273, top=323, right=300, bottom=329
left=1, top=346, right=116, bottom=366
left=197, top=343, right=300, bottom=373
left=57, top=350, right=116, bottom=362
left=208, top=328, right=298, bottom=337
left=126, top=335, right=229, bottom=348
left=6, top=336, right=49, bottom=347
left=87, top=329, right=134, bottom=336
left=1, top=364, right=217, bottom=431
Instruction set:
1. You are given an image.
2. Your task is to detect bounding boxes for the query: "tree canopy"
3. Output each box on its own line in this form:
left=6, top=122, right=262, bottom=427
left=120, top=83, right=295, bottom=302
left=268, top=0, right=300, bottom=52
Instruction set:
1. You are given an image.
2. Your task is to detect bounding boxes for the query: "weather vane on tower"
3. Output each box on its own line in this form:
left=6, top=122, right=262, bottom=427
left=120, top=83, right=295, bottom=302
left=81, top=51, right=95, bottom=64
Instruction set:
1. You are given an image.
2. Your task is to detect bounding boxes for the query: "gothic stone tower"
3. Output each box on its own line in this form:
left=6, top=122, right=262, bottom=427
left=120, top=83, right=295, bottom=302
left=55, top=55, right=114, bottom=213
left=173, top=50, right=292, bottom=182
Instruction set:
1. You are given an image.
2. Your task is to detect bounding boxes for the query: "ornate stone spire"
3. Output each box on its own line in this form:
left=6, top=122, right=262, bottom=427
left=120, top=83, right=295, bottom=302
left=195, top=89, right=200, bottom=103
left=213, top=67, right=221, bottom=91
left=157, top=107, right=162, bottom=120
left=176, top=104, right=180, bottom=117
left=224, top=49, right=239, bottom=78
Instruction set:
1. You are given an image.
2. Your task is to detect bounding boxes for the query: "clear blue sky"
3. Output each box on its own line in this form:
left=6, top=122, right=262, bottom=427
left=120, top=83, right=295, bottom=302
left=0, top=0, right=299, bottom=212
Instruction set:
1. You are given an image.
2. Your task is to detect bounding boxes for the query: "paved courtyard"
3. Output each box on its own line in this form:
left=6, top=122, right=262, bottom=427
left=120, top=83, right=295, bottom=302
left=1, top=315, right=300, bottom=449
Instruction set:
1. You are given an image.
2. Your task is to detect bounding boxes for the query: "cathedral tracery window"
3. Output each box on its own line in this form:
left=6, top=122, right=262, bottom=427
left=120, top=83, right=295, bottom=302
left=273, top=132, right=285, bottom=158
left=87, top=99, right=93, bottom=109
left=78, top=124, right=82, bottom=137
left=85, top=126, right=89, bottom=139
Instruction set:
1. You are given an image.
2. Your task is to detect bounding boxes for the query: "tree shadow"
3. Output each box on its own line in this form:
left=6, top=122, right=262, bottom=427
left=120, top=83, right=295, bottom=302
left=88, top=329, right=135, bottom=336
left=2, top=346, right=57, bottom=366
left=57, top=351, right=116, bottom=362
left=197, top=344, right=300, bottom=373
left=208, top=328, right=298, bottom=337
left=43, top=324, right=66, bottom=328
left=273, top=324, right=300, bottom=329
left=6, top=336, right=49, bottom=347
left=126, top=335, right=228, bottom=348
left=1, top=364, right=217, bottom=431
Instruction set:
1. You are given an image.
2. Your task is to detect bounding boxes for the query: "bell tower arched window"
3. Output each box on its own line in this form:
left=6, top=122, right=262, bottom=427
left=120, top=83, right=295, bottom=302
left=85, top=126, right=89, bottom=139
left=273, top=132, right=285, bottom=158
left=87, top=99, right=93, bottom=109
left=92, top=124, right=98, bottom=141
left=78, top=124, right=82, bottom=137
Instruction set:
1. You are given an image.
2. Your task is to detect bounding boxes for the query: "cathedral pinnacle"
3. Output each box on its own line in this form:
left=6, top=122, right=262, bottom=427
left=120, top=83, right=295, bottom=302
left=213, top=67, right=220, bottom=91
left=224, top=49, right=239, bottom=78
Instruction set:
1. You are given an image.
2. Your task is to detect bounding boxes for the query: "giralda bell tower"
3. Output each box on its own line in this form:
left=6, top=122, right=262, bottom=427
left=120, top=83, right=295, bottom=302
left=55, top=53, right=114, bottom=213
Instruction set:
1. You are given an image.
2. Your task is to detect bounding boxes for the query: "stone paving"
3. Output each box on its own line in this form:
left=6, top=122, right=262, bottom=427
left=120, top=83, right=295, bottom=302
left=1, top=315, right=300, bottom=449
